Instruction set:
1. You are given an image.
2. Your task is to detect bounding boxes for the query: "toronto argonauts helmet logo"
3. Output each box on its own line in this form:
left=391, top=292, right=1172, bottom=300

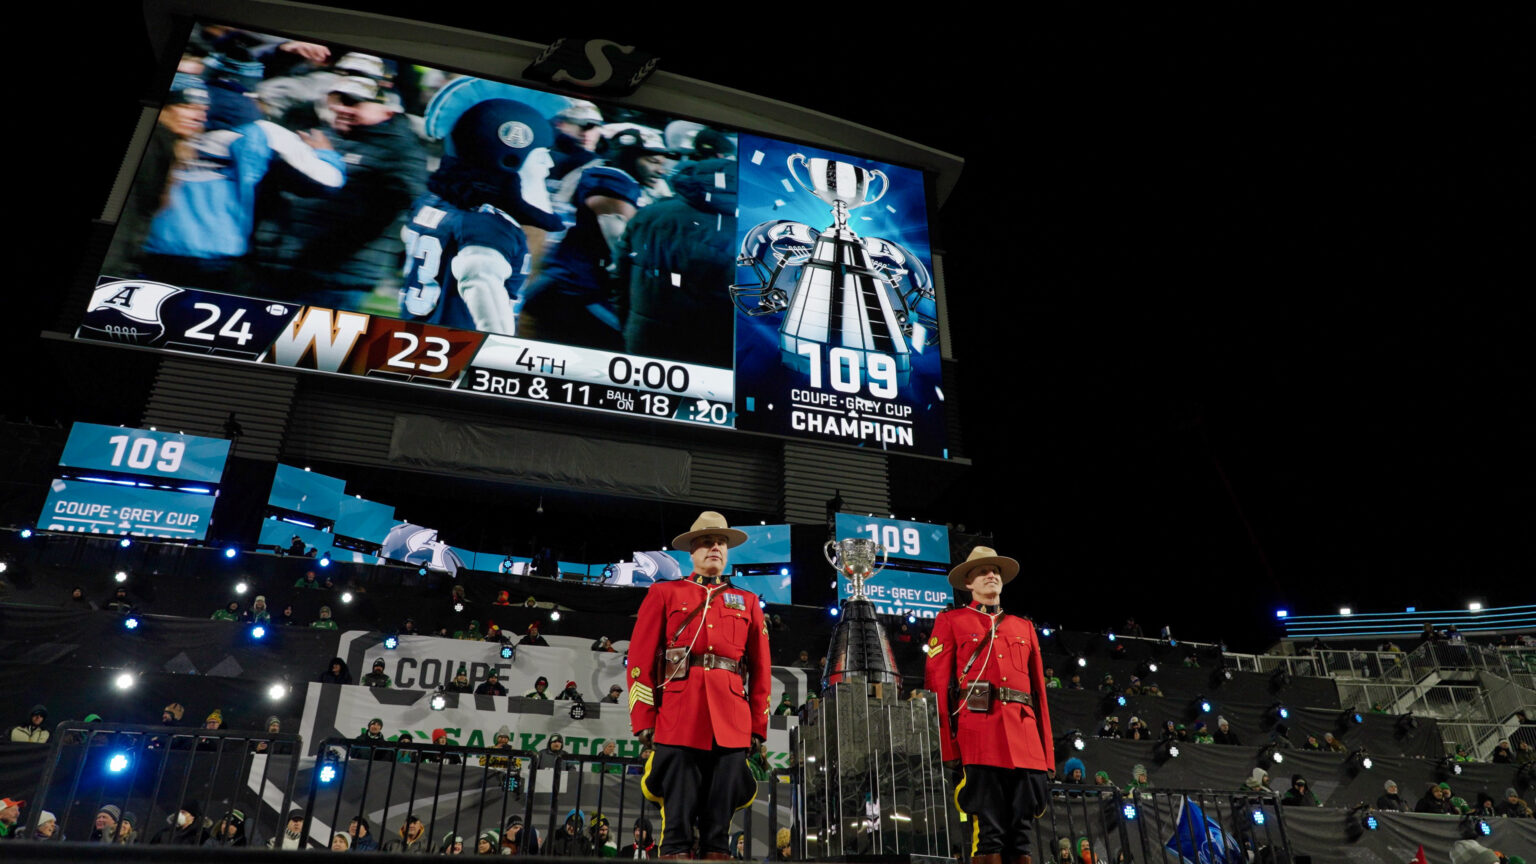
left=78, top=280, right=183, bottom=345
left=497, top=121, right=535, bottom=148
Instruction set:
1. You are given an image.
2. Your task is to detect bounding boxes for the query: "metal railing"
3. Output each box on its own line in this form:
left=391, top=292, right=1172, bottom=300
left=305, top=739, right=794, bottom=856
left=25, top=721, right=303, bottom=845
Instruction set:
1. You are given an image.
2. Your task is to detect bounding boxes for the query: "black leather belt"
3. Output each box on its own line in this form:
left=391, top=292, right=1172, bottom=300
left=689, top=653, right=741, bottom=674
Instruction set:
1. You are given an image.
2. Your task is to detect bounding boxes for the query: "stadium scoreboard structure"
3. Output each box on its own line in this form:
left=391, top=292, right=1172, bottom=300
left=832, top=513, right=952, bottom=617
left=75, top=10, right=958, bottom=458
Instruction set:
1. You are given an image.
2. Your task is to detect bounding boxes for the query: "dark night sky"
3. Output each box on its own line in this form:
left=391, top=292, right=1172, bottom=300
left=12, top=6, right=1530, bottom=649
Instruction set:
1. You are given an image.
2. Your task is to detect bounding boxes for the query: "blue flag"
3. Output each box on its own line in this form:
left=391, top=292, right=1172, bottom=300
left=1163, top=798, right=1241, bottom=864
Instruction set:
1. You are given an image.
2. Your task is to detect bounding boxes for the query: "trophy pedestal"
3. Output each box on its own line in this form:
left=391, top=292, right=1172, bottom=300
left=793, top=685, right=950, bottom=860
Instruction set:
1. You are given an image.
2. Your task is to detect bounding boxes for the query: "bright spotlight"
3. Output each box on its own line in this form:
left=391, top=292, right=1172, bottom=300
left=829, top=607, right=840, bottom=617
left=1272, top=751, right=1285, bottom=764
left=108, top=753, right=130, bottom=773
left=0, top=562, right=6, bottom=574
left=223, top=546, right=238, bottom=559
left=1076, top=656, right=1087, bottom=668
left=1251, top=809, right=1266, bottom=826
left=453, top=602, right=465, bottom=613
left=123, top=615, right=140, bottom=631
left=907, top=614, right=918, bottom=624
left=760, top=600, right=768, bottom=609
left=1147, top=662, right=1158, bottom=673
left=19, top=528, right=32, bottom=539
left=1339, top=607, right=1351, bottom=616
left=119, top=536, right=132, bottom=548
left=500, top=645, right=513, bottom=659
left=234, top=581, right=249, bottom=594
left=549, top=610, right=561, bottom=621
left=319, top=763, right=338, bottom=784
left=1199, top=699, right=1213, bottom=714
left=383, top=635, right=399, bottom=650
left=1467, top=601, right=1482, bottom=612
left=1363, top=813, right=1378, bottom=831
left=340, top=591, right=354, bottom=604
left=1280, top=707, right=1289, bottom=719
left=1070, top=731, right=1086, bottom=751
left=1275, top=609, right=1288, bottom=618
left=780, top=567, right=790, bottom=576
left=318, top=554, right=331, bottom=568
left=267, top=683, right=288, bottom=700
left=114, top=672, right=135, bottom=690
left=1167, top=743, right=1181, bottom=759
left=429, top=690, right=448, bottom=711
left=1108, top=633, right=1116, bottom=642
left=1115, top=694, right=1128, bottom=707
left=1041, top=628, right=1053, bottom=636
left=250, top=625, right=267, bottom=640
left=417, top=567, right=427, bottom=576
left=115, top=570, right=128, bottom=583
left=1121, top=803, right=1138, bottom=821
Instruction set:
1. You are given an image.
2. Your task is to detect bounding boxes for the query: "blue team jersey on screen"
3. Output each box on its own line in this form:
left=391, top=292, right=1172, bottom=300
left=533, top=165, right=642, bottom=298
left=399, top=194, right=529, bottom=331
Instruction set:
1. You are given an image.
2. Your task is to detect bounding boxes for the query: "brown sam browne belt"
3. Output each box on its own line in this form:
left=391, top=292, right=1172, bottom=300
left=689, top=653, right=742, bottom=674
left=966, top=682, right=1033, bottom=707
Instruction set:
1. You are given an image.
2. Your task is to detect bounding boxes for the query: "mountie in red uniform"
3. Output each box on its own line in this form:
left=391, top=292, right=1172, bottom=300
left=926, top=594, right=1054, bottom=864
left=629, top=571, right=771, bottom=857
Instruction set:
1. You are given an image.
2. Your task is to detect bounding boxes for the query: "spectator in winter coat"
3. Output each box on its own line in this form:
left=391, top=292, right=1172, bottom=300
left=310, top=605, right=339, bottom=630
left=1375, top=780, right=1409, bottom=812
left=445, top=665, right=473, bottom=693
left=1496, top=787, right=1534, bottom=819
left=474, top=672, right=508, bottom=696
left=89, top=805, right=121, bottom=842
left=151, top=801, right=207, bottom=845
left=10, top=705, right=49, bottom=743
left=618, top=817, right=655, bottom=858
left=347, top=816, right=378, bottom=852
left=1213, top=717, right=1241, bottom=746
left=211, top=601, right=243, bottom=622
left=1062, top=757, right=1086, bottom=784
left=383, top=816, right=427, bottom=853
left=1280, top=775, right=1321, bottom=807
left=360, top=659, right=391, bottom=688
left=1241, top=768, right=1272, bottom=793
left=317, top=657, right=352, bottom=685
left=1491, top=740, right=1514, bottom=763
left=536, top=734, right=566, bottom=769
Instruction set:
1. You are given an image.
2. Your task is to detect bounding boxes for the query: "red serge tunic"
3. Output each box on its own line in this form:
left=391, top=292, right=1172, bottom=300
left=626, top=575, right=772, bottom=750
left=924, top=602, right=1055, bottom=770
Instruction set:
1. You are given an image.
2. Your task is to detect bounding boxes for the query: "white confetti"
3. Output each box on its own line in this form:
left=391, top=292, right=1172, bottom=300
left=861, top=215, right=872, bottom=221
left=911, top=323, right=927, bottom=352
left=781, top=178, right=795, bottom=193
left=751, top=150, right=765, bottom=165
left=886, top=205, right=896, bottom=213
left=670, top=272, right=683, bottom=287
left=772, top=199, right=786, bottom=208
left=935, top=385, right=945, bottom=401
left=715, top=171, right=727, bottom=189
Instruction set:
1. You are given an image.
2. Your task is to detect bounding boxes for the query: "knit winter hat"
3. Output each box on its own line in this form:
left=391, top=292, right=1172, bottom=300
left=97, top=804, right=122, bottom=821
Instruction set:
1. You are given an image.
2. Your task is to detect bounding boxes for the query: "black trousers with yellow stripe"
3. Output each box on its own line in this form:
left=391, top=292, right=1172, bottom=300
left=641, top=743, right=754, bottom=856
left=955, top=765, right=1048, bottom=857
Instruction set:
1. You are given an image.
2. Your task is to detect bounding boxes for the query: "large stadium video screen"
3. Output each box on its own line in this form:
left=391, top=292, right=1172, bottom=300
left=79, top=22, right=947, bottom=456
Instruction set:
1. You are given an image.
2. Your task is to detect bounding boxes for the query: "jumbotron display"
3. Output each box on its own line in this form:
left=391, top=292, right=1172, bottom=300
left=78, top=22, right=946, bottom=455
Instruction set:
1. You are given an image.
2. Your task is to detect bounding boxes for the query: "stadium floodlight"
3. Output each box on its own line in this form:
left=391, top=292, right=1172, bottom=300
left=500, top=645, right=514, bottom=659
left=1155, top=739, right=1181, bottom=762
left=1195, top=696, right=1213, bottom=714
left=119, top=536, right=132, bottom=548
left=108, top=753, right=131, bottom=773
left=1439, top=756, right=1463, bottom=777
left=318, top=553, right=331, bottom=568
left=223, top=546, right=238, bottom=559
left=267, top=683, right=288, bottom=700
left=1348, top=748, right=1374, bottom=773
left=319, top=759, right=339, bottom=784
left=1251, top=809, right=1266, bottom=826
left=1265, top=702, right=1289, bottom=724
left=234, top=581, right=248, bottom=594
left=250, top=624, right=267, bottom=640
left=1107, top=632, right=1117, bottom=642
left=549, top=610, right=561, bottom=621
left=1459, top=814, right=1491, bottom=838
left=1146, top=661, right=1158, bottom=673
left=1339, top=606, right=1352, bottom=616
left=780, top=567, right=790, bottom=576
left=829, top=607, right=840, bottom=617
left=1068, top=730, right=1086, bottom=751
left=340, top=592, right=354, bottom=604
left=1076, top=656, right=1088, bottom=668
left=115, top=570, right=129, bottom=583
left=907, top=613, right=917, bottom=624
left=19, top=528, right=32, bottom=539
left=0, top=562, right=6, bottom=574
left=1467, top=601, right=1482, bottom=612
left=429, top=689, right=448, bottom=711
left=1345, top=804, right=1377, bottom=841
left=123, top=615, right=141, bottom=631
left=114, top=672, right=135, bottom=690
left=1275, top=609, right=1288, bottom=618
left=761, top=600, right=768, bottom=609
left=1258, top=744, right=1284, bottom=766
left=1343, top=709, right=1365, bottom=726
left=453, top=602, right=465, bottom=613
left=1041, top=627, right=1053, bottom=637
left=1121, top=802, right=1138, bottom=821
left=418, top=567, right=427, bottom=576
left=383, top=634, right=399, bottom=650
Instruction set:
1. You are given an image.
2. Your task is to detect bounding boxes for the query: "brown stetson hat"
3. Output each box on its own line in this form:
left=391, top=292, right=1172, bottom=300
left=948, top=546, right=1020, bottom=589
left=671, top=511, right=748, bottom=551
